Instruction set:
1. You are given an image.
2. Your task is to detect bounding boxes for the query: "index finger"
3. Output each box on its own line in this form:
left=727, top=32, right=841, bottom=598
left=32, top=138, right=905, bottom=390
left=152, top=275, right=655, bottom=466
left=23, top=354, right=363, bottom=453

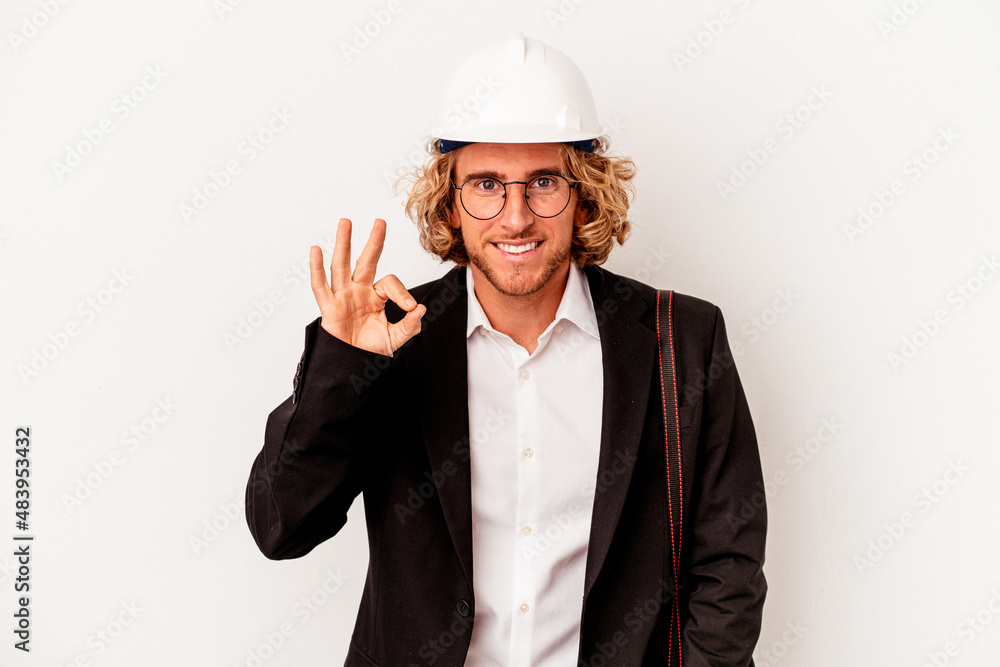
left=352, top=218, right=387, bottom=285
left=373, top=274, right=418, bottom=312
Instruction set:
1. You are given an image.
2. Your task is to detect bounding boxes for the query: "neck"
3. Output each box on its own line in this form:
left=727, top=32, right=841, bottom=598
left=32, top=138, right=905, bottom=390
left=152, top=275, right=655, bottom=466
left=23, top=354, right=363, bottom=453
left=470, top=263, right=570, bottom=355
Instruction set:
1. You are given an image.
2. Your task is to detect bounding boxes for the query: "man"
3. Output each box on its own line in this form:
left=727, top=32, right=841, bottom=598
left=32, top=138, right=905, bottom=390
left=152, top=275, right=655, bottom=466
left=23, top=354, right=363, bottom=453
left=246, top=34, right=766, bottom=666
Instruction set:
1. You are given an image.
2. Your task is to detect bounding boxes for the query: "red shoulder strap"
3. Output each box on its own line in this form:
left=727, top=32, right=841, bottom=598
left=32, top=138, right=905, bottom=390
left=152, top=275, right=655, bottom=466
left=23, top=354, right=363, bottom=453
left=657, top=289, right=684, bottom=667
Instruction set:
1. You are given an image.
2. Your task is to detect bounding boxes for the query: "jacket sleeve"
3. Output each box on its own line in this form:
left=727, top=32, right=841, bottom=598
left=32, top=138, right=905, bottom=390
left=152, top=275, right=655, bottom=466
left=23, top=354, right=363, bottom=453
left=245, top=318, right=399, bottom=560
left=682, top=306, right=767, bottom=666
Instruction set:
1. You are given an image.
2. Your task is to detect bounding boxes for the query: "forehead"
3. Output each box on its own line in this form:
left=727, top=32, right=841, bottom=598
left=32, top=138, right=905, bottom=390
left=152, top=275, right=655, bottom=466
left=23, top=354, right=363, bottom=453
left=452, top=142, right=566, bottom=178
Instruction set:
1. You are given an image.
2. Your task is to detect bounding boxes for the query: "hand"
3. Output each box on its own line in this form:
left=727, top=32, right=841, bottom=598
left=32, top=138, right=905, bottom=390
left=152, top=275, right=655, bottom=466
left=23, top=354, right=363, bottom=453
left=310, top=218, right=426, bottom=356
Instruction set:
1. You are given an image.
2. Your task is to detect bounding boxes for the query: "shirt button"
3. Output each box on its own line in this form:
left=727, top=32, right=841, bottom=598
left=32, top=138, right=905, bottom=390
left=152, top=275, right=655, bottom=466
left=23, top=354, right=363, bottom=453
left=519, top=603, right=530, bottom=613
left=521, top=525, right=532, bottom=535
left=522, top=448, right=533, bottom=458
left=479, top=328, right=487, bottom=336
left=519, top=369, right=530, bottom=380
left=554, top=324, right=563, bottom=334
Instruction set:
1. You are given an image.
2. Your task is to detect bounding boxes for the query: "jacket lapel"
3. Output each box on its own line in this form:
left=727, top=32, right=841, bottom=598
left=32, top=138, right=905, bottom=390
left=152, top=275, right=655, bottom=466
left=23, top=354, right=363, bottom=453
left=406, top=267, right=476, bottom=587
left=581, top=266, right=657, bottom=599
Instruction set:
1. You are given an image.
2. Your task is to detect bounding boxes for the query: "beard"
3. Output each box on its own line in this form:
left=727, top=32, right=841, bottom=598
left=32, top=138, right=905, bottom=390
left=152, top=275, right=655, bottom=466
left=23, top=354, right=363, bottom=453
left=465, top=235, right=571, bottom=298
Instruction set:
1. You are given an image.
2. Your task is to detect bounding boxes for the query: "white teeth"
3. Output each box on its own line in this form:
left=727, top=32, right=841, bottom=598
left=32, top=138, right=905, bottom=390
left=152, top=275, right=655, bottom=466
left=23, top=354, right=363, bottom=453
left=496, top=241, right=538, bottom=254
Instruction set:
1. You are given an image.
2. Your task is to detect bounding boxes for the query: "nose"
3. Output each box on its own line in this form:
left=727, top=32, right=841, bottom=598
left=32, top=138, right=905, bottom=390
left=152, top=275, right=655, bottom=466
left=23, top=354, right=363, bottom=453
left=501, top=182, right=535, bottom=230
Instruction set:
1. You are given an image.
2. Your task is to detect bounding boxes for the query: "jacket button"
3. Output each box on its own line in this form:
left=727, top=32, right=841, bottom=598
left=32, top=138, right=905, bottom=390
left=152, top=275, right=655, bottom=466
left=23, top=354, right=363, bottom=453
left=456, top=599, right=471, bottom=617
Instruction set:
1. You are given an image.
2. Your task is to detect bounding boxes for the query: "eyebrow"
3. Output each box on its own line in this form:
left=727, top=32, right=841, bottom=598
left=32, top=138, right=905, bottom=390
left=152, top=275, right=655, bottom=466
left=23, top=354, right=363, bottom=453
left=458, top=166, right=567, bottom=182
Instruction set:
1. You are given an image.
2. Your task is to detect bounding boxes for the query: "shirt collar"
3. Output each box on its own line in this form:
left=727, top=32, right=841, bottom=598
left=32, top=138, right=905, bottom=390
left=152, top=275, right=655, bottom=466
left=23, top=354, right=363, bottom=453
left=465, top=263, right=601, bottom=340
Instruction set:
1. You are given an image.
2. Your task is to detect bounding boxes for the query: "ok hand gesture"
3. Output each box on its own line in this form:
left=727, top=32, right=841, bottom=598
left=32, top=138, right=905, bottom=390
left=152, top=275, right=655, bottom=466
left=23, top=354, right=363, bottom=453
left=310, top=218, right=426, bottom=356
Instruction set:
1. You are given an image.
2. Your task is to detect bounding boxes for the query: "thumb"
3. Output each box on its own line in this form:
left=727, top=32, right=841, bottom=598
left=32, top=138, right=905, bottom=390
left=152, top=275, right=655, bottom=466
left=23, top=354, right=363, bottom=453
left=389, top=304, right=426, bottom=349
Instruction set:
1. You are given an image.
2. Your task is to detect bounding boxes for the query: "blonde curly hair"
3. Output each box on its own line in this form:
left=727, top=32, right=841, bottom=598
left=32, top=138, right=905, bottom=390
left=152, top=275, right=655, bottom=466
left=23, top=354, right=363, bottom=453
left=401, top=138, right=637, bottom=267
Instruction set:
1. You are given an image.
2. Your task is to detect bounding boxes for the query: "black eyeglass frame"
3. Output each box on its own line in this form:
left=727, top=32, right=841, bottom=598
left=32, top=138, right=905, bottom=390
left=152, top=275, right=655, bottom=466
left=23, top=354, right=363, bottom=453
left=451, top=174, right=578, bottom=221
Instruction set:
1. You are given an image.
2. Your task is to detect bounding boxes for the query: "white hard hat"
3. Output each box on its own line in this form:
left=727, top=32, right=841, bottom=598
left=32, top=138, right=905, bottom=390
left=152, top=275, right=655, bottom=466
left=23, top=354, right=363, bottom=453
left=431, top=33, right=601, bottom=149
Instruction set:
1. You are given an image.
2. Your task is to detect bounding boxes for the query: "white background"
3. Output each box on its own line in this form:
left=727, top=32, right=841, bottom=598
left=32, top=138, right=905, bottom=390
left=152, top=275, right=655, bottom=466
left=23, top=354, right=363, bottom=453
left=3, top=0, right=999, bottom=665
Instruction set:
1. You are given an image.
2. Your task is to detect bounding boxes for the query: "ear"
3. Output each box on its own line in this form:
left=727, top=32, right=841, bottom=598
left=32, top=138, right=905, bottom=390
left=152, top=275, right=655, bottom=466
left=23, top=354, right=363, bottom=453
left=450, top=198, right=462, bottom=229
left=573, top=200, right=587, bottom=228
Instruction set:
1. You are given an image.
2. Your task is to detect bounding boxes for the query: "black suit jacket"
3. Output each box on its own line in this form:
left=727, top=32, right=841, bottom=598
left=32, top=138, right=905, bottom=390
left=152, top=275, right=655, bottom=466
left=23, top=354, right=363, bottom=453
left=246, top=265, right=766, bottom=666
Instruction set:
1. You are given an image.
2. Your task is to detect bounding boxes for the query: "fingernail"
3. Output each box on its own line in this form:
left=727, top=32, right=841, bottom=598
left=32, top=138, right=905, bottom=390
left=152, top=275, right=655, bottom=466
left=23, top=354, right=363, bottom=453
left=405, top=297, right=416, bottom=308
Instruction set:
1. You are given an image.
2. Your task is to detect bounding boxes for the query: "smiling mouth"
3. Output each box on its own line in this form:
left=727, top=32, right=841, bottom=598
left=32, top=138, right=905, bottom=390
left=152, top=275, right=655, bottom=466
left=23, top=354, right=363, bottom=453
left=493, top=241, right=540, bottom=255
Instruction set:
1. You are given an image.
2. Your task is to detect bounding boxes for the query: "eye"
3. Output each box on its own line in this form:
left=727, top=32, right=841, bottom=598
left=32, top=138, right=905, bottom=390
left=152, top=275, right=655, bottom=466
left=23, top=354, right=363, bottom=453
left=530, top=175, right=558, bottom=191
left=472, top=178, right=502, bottom=193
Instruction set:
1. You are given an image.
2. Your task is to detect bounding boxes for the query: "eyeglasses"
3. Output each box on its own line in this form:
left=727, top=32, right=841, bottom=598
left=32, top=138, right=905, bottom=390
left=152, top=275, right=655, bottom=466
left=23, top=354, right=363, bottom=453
left=452, top=174, right=577, bottom=220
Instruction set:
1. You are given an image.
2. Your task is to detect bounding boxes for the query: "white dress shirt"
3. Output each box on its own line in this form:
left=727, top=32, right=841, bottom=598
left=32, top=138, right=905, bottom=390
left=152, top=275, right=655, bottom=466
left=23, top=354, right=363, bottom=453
left=463, top=263, right=604, bottom=666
